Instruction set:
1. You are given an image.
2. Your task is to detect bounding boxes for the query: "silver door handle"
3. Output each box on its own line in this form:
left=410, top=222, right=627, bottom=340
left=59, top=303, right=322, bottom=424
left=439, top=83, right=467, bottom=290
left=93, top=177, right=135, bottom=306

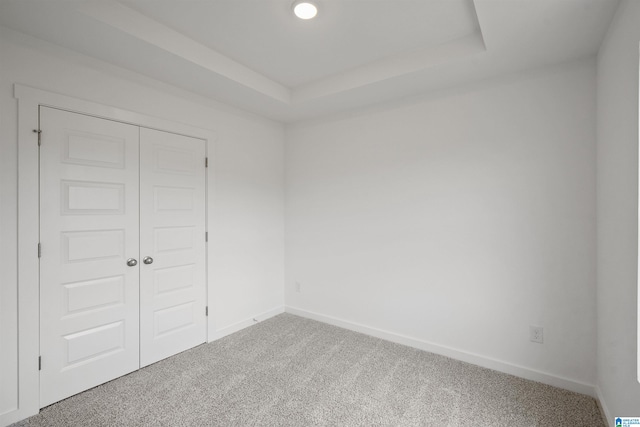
left=143, top=256, right=154, bottom=265
left=126, top=258, right=138, bottom=267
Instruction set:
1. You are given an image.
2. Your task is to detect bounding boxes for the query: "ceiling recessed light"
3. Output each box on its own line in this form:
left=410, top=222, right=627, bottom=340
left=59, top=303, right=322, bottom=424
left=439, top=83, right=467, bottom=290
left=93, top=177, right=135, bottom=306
left=293, top=1, right=318, bottom=20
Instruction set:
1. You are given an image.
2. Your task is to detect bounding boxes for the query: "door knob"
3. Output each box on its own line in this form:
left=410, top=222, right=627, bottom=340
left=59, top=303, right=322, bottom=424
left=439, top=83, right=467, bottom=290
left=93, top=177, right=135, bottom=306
left=143, top=256, right=154, bottom=265
left=126, top=258, right=138, bottom=267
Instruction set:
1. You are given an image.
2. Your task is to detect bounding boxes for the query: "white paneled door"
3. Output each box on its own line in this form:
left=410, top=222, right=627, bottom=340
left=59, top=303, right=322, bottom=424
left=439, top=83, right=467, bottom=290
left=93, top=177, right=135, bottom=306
left=39, top=107, right=206, bottom=407
left=139, top=128, right=207, bottom=367
left=39, top=107, right=141, bottom=407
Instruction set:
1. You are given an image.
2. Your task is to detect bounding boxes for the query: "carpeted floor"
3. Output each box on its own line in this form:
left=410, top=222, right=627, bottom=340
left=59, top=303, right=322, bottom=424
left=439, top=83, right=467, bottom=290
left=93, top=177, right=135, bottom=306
left=14, top=313, right=604, bottom=426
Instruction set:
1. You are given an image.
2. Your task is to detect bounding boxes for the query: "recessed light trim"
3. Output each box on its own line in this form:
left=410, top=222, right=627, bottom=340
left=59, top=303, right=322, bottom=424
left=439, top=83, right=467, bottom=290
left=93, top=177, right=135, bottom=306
left=293, top=1, right=318, bottom=20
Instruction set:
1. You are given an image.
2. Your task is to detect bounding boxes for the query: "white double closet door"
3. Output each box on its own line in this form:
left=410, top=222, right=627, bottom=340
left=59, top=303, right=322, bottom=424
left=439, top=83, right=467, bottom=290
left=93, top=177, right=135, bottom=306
left=39, top=107, right=207, bottom=407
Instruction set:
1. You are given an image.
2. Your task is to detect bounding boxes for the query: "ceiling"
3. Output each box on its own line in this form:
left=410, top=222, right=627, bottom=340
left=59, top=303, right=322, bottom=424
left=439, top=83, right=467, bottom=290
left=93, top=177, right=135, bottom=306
left=0, top=0, right=619, bottom=123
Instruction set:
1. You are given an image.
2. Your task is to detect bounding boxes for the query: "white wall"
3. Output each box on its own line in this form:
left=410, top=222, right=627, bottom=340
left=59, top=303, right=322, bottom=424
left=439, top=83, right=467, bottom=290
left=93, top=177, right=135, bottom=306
left=596, top=0, right=640, bottom=422
left=0, top=28, right=284, bottom=422
left=285, top=58, right=597, bottom=390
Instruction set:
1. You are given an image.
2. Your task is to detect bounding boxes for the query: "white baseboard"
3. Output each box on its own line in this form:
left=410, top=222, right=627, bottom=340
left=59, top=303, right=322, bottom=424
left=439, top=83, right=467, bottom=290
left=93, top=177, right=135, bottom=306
left=595, top=386, right=613, bottom=427
left=0, top=407, right=37, bottom=427
left=209, top=305, right=285, bottom=341
left=285, top=306, right=597, bottom=397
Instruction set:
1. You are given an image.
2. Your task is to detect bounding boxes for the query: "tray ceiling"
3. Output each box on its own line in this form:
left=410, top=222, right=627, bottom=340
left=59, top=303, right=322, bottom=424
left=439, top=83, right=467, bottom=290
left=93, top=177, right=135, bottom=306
left=0, top=0, right=619, bottom=122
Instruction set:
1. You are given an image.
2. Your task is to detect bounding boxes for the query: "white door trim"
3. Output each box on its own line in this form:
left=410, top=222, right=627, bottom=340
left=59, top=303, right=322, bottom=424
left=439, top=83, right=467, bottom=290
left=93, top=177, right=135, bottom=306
left=12, top=83, right=216, bottom=424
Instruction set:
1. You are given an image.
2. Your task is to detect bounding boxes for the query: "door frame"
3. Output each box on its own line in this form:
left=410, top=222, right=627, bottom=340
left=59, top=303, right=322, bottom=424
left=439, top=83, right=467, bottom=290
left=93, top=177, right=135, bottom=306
left=14, top=84, right=217, bottom=421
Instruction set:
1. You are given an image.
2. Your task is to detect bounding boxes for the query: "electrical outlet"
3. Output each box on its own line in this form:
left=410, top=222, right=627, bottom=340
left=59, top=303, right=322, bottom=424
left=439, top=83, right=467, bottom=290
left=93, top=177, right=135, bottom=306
left=529, top=326, right=544, bottom=344
left=295, top=282, right=301, bottom=293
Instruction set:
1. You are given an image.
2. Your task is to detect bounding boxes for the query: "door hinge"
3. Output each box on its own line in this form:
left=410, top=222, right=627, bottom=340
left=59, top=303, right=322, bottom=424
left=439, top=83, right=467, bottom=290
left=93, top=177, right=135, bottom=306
left=205, top=306, right=208, bottom=316
left=37, top=243, right=41, bottom=258
left=205, top=157, right=208, bottom=168
left=38, top=356, right=41, bottom=371
left=33, top=129, right=42, bottom=146
left=205, top=231, right=208, bottom=242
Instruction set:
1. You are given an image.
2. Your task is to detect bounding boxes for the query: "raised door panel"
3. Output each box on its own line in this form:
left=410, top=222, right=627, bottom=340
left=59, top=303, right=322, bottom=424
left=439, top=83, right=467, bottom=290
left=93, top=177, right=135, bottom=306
left=139, top=128, right=207, bottom=367
left=39, top=107, right=140, bottom=407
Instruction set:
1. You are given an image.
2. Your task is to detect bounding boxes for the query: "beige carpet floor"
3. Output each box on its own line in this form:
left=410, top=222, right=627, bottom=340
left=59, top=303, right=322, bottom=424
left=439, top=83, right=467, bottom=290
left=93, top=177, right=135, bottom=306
left=14, top=313, right=604, bottom=426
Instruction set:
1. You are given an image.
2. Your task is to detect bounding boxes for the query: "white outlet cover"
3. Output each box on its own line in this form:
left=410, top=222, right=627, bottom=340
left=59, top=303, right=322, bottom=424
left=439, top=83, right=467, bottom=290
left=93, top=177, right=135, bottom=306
left=529, top=325, right=544, bottom=343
